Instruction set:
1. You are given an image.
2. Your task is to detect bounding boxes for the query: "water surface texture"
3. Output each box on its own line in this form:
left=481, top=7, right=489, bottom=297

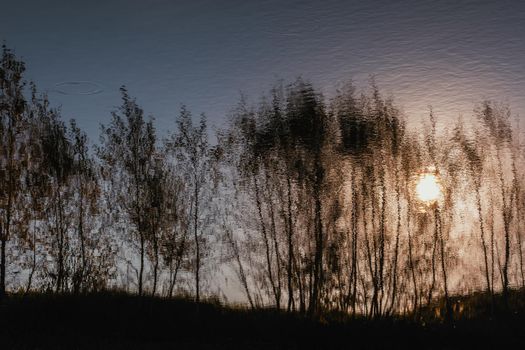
left=3, top=0, right=525, bottom=317
left=1, top=0, right=524, bottom=139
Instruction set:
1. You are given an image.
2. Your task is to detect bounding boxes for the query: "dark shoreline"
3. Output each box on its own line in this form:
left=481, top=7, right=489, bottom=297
left=1, top=292, right=524, bottom=349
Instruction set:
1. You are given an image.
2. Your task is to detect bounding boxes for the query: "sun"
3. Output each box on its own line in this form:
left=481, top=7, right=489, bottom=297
left=416, top=173, right=442, bottom=203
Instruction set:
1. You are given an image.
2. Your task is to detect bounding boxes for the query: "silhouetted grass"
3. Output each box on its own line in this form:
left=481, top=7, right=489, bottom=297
left=1, top=290, right=524, bottom=349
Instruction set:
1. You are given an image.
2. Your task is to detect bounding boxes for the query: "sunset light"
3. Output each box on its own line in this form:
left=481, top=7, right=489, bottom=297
left=416, top=173, right=442, bottom=203
left=1, top=0, right=525, bottom=347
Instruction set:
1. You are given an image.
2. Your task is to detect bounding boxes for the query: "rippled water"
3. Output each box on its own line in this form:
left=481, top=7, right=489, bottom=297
left=1, top=0, right=524, bottom=306
left=1, top=0, right=524, bottom=139
left=54, top=81, right=104, bottom=95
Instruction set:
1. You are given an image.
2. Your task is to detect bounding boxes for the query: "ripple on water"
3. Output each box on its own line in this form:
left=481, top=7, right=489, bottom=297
left=53, top=81, right=104, bottom=95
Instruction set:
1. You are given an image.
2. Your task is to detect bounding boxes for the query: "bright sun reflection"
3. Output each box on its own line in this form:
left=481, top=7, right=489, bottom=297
left=416, top=173, right=441, bottom=203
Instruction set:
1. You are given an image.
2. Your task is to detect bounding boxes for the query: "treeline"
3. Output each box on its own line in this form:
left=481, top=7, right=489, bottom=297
left=1, top=45, right=524, bottom=318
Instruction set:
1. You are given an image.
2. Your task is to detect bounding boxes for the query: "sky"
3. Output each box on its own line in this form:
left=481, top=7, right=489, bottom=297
left=1, top=0, right=525, bottom=143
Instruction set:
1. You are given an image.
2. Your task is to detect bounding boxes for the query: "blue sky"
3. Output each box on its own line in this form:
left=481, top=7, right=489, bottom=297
left=2, top=0, right=524, bottom=142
